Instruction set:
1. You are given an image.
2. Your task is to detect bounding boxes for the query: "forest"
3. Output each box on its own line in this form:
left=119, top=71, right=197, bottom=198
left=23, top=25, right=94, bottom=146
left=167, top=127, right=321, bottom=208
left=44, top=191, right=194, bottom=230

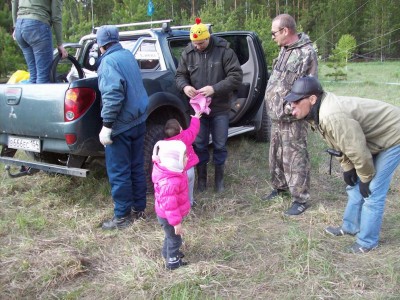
left=1, top=0, right=400, bottom=78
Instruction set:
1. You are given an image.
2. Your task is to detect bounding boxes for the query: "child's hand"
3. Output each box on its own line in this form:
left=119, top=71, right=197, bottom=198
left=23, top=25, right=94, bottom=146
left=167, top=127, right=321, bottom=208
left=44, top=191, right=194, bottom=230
left=191, top=111, right=202, bottom=118
left=174, top=223, right=184, bottom=236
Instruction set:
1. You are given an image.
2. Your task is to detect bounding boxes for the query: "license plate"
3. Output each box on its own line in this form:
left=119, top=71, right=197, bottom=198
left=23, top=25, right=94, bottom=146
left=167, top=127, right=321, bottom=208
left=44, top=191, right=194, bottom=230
left=8, top=136, right=41, bottom=152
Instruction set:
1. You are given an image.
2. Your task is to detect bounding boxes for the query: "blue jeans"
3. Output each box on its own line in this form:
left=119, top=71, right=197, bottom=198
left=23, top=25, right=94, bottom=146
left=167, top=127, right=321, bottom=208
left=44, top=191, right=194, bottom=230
left=342, top=144, right=400, bottom=249
left=105, top=123, right=147, bottom=217
left=194, top=112, right=229, bottom=166
left=15, top=19, right=53, bottom=83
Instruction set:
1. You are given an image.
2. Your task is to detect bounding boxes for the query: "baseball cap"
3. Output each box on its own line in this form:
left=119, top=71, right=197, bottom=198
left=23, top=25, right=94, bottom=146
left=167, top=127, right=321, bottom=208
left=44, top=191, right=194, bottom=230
left=96, top=25, right=119, bottom=47
left=284, top=76, right=323, bottom=102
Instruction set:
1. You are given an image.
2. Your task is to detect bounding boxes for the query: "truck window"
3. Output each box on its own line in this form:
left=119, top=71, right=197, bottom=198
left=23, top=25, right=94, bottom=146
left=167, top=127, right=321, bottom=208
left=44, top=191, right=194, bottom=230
left=134, top=41, right=160, bottom=70
left=169, top=39, right=190, bottom=64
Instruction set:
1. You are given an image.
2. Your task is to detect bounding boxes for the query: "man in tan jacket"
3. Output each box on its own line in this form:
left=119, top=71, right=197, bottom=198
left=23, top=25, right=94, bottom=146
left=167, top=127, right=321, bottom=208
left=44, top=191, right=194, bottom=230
left=285, top=76, right=400, bottom=254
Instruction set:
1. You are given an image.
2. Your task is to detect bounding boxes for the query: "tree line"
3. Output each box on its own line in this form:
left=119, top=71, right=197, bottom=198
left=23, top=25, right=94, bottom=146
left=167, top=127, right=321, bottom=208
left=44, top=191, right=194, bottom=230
left=1, top=0, right=399, bottom=78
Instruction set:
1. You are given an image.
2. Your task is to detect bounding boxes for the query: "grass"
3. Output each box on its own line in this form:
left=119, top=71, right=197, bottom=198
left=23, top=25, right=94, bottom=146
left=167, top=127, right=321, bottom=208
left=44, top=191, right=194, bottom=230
left=1, top=61, right=400, bottom=299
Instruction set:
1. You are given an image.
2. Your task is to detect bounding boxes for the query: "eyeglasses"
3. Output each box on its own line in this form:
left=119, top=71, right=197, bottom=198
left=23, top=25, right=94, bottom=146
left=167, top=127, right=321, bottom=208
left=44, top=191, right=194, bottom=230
left=271, top=28, right=284, bottom=37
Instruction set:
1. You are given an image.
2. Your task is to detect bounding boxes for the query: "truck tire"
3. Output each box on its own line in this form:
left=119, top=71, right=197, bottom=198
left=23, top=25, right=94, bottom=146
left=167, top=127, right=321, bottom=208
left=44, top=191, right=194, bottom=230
left=143, top=124, right=165, bottom=192
left=254, top=103, right=271, bottom=143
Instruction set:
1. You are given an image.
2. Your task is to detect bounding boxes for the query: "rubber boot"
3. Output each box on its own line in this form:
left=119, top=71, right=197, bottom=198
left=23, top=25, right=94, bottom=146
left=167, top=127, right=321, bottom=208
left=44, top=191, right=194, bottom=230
left=215, top=164, right=224, bottom=193
left=196, top=164, right=207, bottom=192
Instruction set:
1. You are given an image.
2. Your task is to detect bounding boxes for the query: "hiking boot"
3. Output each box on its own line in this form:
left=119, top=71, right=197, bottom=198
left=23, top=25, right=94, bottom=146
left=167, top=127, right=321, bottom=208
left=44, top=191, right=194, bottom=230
left=166, top=257, right=188, bottom=270
left=261, top=189, right=286, bottom=201
left=284, top=201, right=309, bottom=216
left=325, top=226, right=355, bottom=237
left=102, top=215, right=132, bottom=230
left=348, top=242, right=377, bottom=254
left=132, top=210, right=147, bottom=220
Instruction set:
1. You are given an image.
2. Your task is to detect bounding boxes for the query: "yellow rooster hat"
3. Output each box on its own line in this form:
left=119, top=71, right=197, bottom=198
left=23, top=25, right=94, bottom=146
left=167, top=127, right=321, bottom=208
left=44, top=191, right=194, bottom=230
left=190, top=18, right=210, bottom=41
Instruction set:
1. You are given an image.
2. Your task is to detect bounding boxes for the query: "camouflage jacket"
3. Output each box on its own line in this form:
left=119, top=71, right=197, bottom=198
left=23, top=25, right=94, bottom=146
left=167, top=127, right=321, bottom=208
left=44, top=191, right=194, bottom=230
left=265, top=33, right=318, bottom=121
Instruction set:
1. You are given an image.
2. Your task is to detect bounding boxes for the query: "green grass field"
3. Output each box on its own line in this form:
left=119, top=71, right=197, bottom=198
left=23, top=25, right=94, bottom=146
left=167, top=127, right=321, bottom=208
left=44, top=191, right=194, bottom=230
left=1, top=62, right=400, bottom=299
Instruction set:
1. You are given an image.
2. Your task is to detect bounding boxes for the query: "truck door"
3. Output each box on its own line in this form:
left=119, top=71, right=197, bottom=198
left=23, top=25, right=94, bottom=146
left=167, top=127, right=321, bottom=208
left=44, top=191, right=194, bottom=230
left=214, top=31, right=268, bottom=125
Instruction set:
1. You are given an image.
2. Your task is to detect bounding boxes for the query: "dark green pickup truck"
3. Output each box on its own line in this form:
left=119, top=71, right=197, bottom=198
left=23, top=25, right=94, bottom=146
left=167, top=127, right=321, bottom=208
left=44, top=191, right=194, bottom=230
left=0, top=19, right=269, bottom=184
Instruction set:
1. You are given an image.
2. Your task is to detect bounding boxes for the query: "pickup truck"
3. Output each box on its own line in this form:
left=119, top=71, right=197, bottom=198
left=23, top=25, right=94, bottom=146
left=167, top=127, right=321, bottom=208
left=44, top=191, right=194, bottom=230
left=0, top=19, right=270, bottom=186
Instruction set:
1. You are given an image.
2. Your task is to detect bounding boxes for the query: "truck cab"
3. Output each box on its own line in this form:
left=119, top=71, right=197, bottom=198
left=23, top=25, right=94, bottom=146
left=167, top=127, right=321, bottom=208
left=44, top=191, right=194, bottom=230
left=0, top=20, right=269, bottom=183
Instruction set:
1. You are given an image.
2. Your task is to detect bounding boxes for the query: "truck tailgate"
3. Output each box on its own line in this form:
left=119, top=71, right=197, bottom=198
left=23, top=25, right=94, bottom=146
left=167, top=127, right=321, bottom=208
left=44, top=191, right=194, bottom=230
left=0, top=83, right=68, bottom=138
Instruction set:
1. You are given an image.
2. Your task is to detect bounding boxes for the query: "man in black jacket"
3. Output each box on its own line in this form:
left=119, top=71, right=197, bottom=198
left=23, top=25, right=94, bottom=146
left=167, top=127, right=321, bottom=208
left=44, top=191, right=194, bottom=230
left=176, top=18, right=243, bottom=193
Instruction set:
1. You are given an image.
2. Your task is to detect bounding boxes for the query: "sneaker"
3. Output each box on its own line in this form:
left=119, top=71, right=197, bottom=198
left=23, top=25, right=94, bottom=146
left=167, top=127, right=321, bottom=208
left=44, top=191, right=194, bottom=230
left=284, top=202, right=309, bottom=216
left=102, top=215, right=132, bottom=230
left=325, top=226, right=355, bottom=236
left=348, top=242, right=377, bottom=254
left=162, top=251, right=184, bottom=260
left=261, top=189, right=286, bottom=201
left=166, top=257, right=188, bottom=270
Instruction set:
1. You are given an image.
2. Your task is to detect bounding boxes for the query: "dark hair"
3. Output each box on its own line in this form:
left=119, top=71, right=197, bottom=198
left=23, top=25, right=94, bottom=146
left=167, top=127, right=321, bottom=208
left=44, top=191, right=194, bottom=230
left=164, top=119, right=181, bottom=138
left=274, top=14, right=297, bottom=33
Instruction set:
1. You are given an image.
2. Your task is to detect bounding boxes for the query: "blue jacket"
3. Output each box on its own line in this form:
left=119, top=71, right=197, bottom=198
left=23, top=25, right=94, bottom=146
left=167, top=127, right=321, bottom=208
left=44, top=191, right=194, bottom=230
left=98, top=43, right=148, bottom=136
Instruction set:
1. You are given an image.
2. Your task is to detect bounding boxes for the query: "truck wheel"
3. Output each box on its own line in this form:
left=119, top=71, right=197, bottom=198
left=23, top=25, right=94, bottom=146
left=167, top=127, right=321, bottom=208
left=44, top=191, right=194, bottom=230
left=143, top=124, right=165, bottom=192
left=254, top=103, right=271, bottom=143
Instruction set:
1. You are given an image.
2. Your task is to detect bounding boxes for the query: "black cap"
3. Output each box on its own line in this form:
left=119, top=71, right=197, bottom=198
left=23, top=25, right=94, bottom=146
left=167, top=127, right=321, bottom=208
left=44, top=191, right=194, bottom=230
left=284, top=76, right=323, bottom=102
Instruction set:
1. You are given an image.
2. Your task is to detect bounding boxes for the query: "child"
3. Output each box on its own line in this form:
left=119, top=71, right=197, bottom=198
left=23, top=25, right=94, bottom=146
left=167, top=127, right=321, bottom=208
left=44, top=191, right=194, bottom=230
left=164, top=111, right=201, bottom=206
left=152, top=140, right=190, bottom=270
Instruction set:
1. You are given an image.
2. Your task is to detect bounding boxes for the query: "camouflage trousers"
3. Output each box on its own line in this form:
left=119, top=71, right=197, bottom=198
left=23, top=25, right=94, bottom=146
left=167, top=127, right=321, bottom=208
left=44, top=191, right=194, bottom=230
left=269, top=120, right=310, bottom=203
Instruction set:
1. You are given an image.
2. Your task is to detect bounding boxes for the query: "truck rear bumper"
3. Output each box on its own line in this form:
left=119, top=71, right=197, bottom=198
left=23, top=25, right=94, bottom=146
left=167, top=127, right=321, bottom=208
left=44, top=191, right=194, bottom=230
left=0, top=156, right=88, bottom=177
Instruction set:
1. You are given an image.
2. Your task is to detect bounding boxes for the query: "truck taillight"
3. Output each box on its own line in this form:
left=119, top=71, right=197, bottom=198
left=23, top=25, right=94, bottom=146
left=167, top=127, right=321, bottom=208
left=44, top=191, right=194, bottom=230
left=64, top=88, right=96, bottom=122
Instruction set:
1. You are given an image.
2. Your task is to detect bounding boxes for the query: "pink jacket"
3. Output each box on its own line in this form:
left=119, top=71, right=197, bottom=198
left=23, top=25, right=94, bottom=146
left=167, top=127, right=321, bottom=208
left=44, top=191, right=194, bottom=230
left=152, top=162, right=190, bottom=226
left=165, top=116, right=200, bottom=170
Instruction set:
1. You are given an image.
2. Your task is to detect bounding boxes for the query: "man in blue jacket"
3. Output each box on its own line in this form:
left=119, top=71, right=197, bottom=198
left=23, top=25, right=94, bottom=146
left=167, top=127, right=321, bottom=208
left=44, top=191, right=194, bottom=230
left=96, top=25, right=149, bottom=230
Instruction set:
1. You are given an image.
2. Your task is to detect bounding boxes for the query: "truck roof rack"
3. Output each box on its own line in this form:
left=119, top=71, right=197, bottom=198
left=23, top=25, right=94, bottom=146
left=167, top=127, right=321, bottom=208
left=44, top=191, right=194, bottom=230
left=92, top=19, right=213, bottom=34
left=93, top=19, right=174, bottom=33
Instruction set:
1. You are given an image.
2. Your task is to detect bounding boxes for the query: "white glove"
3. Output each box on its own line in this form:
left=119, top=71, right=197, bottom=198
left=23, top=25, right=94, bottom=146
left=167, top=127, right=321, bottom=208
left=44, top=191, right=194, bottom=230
left=99, top=126, right=113, bottom=145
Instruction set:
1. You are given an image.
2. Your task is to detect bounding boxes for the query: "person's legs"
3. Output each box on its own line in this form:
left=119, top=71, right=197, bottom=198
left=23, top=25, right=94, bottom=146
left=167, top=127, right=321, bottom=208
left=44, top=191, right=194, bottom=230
left=129, top=123, right=147, bottom=213
left=269, top=121, right=288, bottom=191
left=341, top=185, right=363, bottom=234
left=281, top=121, right=310, bottom=204
left=210, top=112, right=229, bottom=165
left=105, top=130, right=135, bottom=218
left=15, top=19, right=53, bottom=83
left=15, top=19, right=37, bottom=83
left=157, top=217, right=183, bottom=268
left=32, top=21, right=53, bottom=83
left=355, top=144, right=400, bottom=249
left=194, top=117, right=211, bottom=165
left=187, top=167, right=195, bottom=205
left=194, top=118, right=210, bottom=191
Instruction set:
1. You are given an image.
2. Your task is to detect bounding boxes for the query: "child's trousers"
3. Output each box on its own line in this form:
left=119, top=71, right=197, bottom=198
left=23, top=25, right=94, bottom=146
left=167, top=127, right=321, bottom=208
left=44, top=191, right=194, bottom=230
left=157, top=217, right=182, bottom=265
